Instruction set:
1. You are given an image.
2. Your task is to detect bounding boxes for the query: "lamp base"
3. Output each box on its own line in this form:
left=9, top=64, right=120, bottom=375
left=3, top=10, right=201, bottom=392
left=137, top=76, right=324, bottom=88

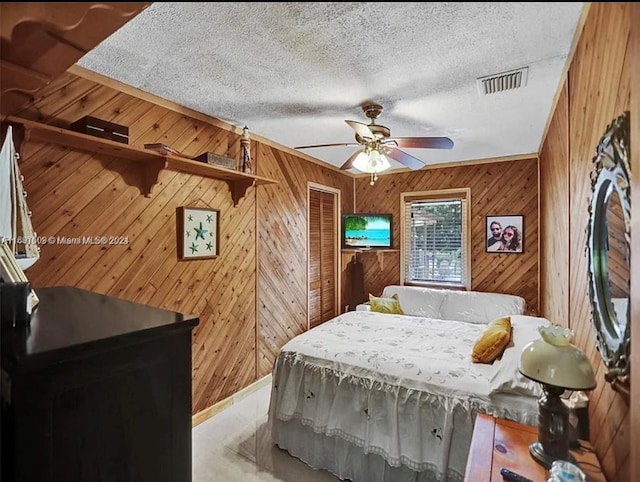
left=529, top=442, right=576, bottom=469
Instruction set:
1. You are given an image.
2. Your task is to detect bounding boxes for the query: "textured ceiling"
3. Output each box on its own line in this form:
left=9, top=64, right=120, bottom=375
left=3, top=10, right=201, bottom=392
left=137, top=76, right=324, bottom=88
left=78, top=2, right=584, bottom=171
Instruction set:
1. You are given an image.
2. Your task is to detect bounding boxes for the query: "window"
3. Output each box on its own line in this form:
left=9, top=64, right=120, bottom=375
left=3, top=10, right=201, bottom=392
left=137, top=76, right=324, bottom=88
left=400, top=189, right=470, bottom=289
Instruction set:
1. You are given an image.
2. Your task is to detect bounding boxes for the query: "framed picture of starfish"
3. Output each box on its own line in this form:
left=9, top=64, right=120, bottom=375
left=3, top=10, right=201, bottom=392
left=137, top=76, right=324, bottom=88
left=177, top=206, right=220, bottom=260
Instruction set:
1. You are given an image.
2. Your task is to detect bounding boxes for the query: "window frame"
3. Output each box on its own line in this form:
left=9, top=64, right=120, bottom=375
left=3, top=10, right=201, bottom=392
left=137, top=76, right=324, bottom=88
left=400, top=188, right=471, bottom=290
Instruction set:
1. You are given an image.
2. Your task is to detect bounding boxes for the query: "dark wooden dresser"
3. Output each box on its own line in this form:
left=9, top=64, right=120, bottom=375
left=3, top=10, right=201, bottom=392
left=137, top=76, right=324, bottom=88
left=1, top=286, right=199, bottom=482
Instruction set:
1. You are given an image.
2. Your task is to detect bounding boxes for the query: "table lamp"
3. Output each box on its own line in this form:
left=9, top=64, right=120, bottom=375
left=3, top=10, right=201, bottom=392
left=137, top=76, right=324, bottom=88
left=519, top=325, right=596, bottom=469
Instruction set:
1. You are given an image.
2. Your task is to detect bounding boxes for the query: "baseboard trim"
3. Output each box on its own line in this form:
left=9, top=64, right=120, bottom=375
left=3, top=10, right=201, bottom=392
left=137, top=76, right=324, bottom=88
left=191, top=374, right=272, bottom=427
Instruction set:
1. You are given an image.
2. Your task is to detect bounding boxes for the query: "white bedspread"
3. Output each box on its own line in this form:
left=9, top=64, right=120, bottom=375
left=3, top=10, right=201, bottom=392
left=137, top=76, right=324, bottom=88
left=269, top=311, right=547, bottom=481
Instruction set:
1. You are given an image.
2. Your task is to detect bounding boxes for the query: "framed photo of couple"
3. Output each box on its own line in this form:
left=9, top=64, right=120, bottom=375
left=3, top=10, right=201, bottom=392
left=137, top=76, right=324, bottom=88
left=485, top=215, right=524, bottom=253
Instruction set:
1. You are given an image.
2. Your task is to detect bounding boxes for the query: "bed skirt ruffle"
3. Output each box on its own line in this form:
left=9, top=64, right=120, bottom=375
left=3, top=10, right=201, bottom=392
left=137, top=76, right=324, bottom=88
left=272, top=417, right=462, bottom=482
left=269, top=352, right=538, bottom=481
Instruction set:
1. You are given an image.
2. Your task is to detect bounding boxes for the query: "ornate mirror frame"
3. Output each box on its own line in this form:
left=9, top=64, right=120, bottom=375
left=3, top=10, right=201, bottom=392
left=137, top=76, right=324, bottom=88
left=586, top=111, right=631, bottom=384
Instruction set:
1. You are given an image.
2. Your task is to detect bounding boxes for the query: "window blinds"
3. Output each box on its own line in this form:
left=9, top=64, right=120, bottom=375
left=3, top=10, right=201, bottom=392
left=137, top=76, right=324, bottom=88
left=402, top=193, right=468, bottom=286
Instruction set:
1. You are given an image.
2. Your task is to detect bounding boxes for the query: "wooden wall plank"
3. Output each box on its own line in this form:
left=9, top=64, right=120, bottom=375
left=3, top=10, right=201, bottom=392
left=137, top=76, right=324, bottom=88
left=539, top=82, right=569, bottom=326
left=257, top=145, right=353, bottom=377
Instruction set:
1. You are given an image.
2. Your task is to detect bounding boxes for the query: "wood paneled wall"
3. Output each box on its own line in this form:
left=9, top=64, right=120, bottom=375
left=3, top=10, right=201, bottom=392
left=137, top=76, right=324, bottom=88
left=353, top=159, right=539, bottom=312
left=540, top=82, right=569, bottom=326
left=10, top=71, right=353, bottom=414
left=256, top=145, right=352, bottom=377
left=539, top=3, right=631, bottom=480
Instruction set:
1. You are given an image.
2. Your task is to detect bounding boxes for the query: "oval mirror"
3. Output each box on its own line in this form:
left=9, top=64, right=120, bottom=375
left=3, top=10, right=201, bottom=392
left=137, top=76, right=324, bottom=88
left=586, top=111, right=631, bottom=383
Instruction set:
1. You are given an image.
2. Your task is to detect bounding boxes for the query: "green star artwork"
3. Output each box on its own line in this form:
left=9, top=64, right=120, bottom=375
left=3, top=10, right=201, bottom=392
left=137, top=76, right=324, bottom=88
left=177, top=206, right=219, bottom=259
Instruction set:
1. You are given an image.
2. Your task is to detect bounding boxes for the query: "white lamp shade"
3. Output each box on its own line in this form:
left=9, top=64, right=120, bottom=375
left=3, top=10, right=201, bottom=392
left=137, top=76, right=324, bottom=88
left=352, top=149, right=391, bottom=173
left=352, top=152, right=370, bottom=172
left=378, top=153, right=391, bottom=171
left=519, top=339, right=596, bottom=390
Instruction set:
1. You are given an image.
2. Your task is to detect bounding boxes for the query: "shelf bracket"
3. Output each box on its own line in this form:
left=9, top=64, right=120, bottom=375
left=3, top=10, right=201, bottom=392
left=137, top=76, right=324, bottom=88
left=142, top=161, right=165, bottom=197
left=9, top=122, right=27, bottom=155
left=227, top=179, right=255, bottom=207
left=376, top=251, right=385, bottom=271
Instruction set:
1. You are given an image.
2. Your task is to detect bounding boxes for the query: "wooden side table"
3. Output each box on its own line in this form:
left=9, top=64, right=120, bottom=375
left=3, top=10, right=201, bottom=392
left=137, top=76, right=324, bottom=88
left=464, top=413, right=605, bottom=482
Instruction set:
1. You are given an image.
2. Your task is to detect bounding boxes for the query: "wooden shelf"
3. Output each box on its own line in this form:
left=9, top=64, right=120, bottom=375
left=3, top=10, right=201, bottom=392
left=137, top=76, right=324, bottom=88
left=5, top=116, right=278, bottom=205
left=341, top=248, right=399, bottom=271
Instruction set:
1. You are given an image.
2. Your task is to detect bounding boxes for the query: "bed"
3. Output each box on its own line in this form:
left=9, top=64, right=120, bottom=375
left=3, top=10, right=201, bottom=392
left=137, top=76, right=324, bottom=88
left=268, top=308, right=548, bottom=482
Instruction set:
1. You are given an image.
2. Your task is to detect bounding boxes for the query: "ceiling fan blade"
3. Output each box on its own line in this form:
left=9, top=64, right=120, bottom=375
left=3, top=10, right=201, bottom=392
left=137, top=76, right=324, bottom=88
left=340, top=148, right=364, bottom=170
left=295, top=142, right=360, bottom=149
left=386, top=136, right=454, bottom=150
left=383, top=147, right=425, bottom=170
left=345, top=120, right=375, bottom=140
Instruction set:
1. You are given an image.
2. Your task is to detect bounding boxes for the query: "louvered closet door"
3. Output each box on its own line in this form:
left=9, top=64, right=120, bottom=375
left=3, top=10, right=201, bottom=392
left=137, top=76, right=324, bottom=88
left=308, top=189, right=337, bottom=329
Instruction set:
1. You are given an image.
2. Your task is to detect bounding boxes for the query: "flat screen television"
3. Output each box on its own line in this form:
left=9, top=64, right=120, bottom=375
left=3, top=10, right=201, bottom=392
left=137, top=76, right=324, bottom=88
left=341, top=213, right=392, bottom=249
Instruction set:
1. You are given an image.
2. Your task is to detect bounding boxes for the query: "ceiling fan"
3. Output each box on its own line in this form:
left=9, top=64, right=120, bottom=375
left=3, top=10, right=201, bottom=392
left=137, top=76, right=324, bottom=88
left=294, top=103, right=454, bottom=173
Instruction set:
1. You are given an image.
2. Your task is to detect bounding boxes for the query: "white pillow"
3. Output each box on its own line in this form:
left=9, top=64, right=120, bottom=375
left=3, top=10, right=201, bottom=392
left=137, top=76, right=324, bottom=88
left=441, top=290, right=526, bottom=324
left=381, top=285, right=446, bottom=318
left=489, top=315, right=550, bottom=397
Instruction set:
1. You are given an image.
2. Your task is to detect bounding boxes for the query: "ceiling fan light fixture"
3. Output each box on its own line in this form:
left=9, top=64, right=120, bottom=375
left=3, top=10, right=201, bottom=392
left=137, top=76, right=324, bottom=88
left=375, top=152, right=391, bottom=171
left=298, top=103, right=453, bottom=173
left=351, top=151, right=369, bottom=171
left=352, top=148, right=390, bottom=174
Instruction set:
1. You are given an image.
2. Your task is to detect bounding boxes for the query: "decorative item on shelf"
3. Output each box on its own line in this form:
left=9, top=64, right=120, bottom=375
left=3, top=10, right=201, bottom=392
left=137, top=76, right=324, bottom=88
left=144, top=143, right=184, bottom=157
left=486, top=214, right=524, bottom=253
left=240, top=125, right=253, bottom=174
left=176, top=206, right=219, bottom=260
left=70, top=116, right=129, bottom=144
left=519, top=325, right=596, bottom=469
left=193, top=152, right=237, bottom=170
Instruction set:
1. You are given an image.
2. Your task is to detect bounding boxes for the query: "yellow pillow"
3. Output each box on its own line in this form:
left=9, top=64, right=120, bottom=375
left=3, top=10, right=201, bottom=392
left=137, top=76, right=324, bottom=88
left=369, top=293, right=404, bottom=315
left=471, top=317, right=512, bottom=364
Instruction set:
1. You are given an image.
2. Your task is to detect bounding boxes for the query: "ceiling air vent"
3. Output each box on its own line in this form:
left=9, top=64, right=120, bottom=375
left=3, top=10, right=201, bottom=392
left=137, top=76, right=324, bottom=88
left=477, top=66, right=528, bottom=95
